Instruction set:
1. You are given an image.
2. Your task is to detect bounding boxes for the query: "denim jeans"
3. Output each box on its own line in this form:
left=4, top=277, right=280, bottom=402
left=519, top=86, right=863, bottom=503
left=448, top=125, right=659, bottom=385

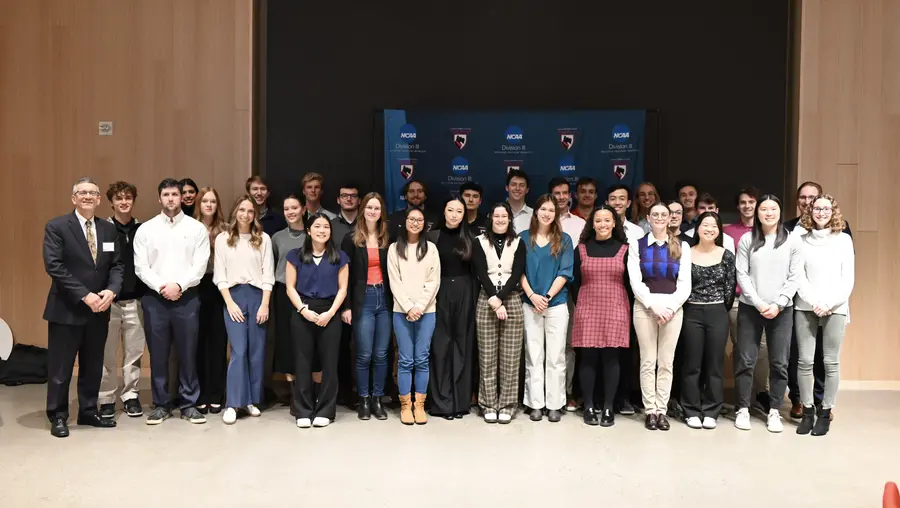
left=355, top=286, right=392, bottom=397
left=223, top=284, right=266, bottom=408
left=393, top=312, right=436, bottom=396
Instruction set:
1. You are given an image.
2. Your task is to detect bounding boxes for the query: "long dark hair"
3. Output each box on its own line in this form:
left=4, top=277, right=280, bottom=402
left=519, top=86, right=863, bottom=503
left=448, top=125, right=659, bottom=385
left=300, top=213, right=341, bottom=264
left=436, top=197, right=473, bottom=261
left=485, top=202, right=517, bottom=246
left=579, top=205, right=627, bottom=245
left=750, top=194, right=788, bottom=252
left=396, top=208, right=428, bottom=261
left=693, top=211, right=724, bottom=247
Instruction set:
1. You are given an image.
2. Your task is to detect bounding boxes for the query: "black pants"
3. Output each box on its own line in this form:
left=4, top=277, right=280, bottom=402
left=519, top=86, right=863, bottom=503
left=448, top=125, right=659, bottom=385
left=197, top=274, right=227, bottom=405
left=272, top=282, right=296, bottom=375
left=46, top=320, right=108, bottom=421
left=579, top=347, right=620, bottom=411
left=290, top=298, right=341, bottom=420
left=734, top=303, right=792, bottom=410
left=616, top=327, right=639, bottom=406
left=429, top=276, right=476, bottom=415
left=788, top=325, right=825, bottom=405
left=338, top=321, right=354, bottom=404
left=680, top=303, right=729, bottom=418
left=142, top=291, right=201, bottom=409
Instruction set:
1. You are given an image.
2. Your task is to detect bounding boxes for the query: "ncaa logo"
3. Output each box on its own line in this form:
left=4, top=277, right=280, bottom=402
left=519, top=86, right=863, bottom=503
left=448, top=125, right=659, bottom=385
left=399, top=124, right=417, bottom=141
left=559, top=155, right=576, bottom=173
left=612, top=124, right=630, bottom=142
left=451, top=156, right=469, bottom=175
left=504, top=125, right=524, bottom=144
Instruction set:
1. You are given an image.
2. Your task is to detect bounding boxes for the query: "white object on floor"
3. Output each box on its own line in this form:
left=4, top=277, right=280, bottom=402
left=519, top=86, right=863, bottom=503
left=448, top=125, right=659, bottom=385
left=296, top=418, right=311, bottom=428
left=0, top=318, right=13, bottom=361
left=685, top=416, right=702, bottom=429
left=702, top=417, right=717, bottom=429
left=246, top=405, right=261, bottom=417
left=498, top=413, right=512, bottom=423
left=223, top=408, right=237, bottom=425
left=767, top=409, right=783, bottom=433
left=313, top=417, right=330, bottom=427
left=735, top=408, right=751, bottom=431
left=484, top=411, right=498, bottom=423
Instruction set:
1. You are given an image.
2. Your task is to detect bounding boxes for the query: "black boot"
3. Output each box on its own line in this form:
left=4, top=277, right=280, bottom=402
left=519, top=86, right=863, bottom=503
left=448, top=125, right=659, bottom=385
left=811, top=408, right=831, bottom=436
left=371, top=396, right=388, bottom=420
left=796, top=405, right=815, bottom=435
left=357, top=396, right=371, bottom=420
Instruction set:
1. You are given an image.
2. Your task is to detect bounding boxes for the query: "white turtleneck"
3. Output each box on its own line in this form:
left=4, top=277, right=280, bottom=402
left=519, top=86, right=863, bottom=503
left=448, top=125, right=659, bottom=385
left=794, top=228, right=855, bottom=316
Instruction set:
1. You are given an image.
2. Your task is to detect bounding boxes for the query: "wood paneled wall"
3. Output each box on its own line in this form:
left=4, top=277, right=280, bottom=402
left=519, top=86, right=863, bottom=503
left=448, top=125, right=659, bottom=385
left=0, top=0, right=254, bottom=347
left=797, top=0, right=900, bottom=383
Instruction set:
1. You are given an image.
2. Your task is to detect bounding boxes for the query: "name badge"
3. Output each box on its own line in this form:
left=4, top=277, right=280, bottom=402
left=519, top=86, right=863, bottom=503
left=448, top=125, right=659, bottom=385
left=102, top=242, right=115, bottom=252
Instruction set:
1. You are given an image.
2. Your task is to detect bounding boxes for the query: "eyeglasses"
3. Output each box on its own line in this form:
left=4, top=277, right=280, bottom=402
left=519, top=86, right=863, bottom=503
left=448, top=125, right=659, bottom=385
left=340, top=193, right=359, bottom=199
left=74, top=190, right=100, bottom=197
left=812, top=207, right=833, bottom=214
left=667, top=210, right=682, bottom=216
left=650, top=212, right=670, bottom=219
left=406, top=217, right=425, bottom=224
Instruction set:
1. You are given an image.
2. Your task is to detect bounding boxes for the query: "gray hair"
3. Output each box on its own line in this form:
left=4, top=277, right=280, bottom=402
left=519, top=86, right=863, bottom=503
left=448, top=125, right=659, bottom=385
left=72, top=177, right=98, bottom=194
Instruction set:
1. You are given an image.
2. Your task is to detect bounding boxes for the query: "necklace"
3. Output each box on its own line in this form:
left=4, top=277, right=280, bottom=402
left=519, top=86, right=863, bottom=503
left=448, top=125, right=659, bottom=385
left=288, top=227, right=304, bottom=239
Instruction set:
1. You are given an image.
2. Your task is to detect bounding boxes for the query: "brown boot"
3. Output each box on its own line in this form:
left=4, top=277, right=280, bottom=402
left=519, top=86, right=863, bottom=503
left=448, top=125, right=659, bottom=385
left=399, top=394, right=414, bottom=425
left=413, top=393, right=428, bottom=425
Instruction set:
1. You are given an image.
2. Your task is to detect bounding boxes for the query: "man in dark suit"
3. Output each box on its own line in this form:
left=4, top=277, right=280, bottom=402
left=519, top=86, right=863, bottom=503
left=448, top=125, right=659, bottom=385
left=42, top=177, right=124, bottom=438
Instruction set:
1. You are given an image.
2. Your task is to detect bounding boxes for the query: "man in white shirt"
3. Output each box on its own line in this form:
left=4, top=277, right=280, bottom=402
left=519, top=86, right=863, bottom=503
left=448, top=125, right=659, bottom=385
left=506, top=169, right=533, bottom=234
left=605, top=184, right=645, bottom=243
left=683, top=193, right=736, bottom=254
left=133, top=178, right=210, bottom=425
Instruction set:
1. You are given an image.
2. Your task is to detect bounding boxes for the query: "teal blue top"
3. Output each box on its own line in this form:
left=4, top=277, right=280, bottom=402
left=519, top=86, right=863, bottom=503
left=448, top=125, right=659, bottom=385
left=519, top=230, right=574, bottom=308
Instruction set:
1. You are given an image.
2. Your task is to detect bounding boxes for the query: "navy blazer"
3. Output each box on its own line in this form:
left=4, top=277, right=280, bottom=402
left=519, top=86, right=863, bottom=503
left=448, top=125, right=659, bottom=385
left=42, top=212, right=124, bottom=325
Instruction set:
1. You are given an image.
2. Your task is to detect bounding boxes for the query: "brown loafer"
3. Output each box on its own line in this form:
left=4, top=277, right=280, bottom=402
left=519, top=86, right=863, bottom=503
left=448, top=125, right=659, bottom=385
left=657, top=413, right=671, bottom=431
left=644, top=413, right=658, bottom=431
left=790, top=403, right=803, bottom=419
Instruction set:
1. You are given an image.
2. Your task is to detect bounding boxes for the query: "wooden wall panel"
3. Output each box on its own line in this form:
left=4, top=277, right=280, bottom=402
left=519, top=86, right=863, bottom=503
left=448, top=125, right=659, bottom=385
left=797, top=0, right=900, bottom=381
left=0, top=0, right=254, bottom=347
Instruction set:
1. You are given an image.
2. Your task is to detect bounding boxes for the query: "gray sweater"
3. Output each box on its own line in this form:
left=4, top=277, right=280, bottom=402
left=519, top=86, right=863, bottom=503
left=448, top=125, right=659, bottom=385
left=271, top=227, right=306, bottom=284
left=736, top=231, right=803, bottom=310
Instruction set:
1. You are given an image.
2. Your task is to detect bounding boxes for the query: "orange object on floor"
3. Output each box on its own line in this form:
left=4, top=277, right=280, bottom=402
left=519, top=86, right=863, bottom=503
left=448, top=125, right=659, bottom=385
left=884, top=481, right=900, bottom=508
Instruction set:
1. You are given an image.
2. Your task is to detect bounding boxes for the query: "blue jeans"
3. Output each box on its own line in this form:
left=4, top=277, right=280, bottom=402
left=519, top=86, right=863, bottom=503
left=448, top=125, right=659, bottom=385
left=355, top=286, right=392, bottom=397
left=393, top=312, right=436, bottom=396
left=223, top=284, right=266, bottom=408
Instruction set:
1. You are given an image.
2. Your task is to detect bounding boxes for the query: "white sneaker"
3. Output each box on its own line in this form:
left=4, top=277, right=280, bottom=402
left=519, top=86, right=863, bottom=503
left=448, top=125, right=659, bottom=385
left=498, top=413, right=512, bottom=424
left=483, top=411, right=498, bottom=423
left=296, top=418, right=312, bottom=428
left=312, top=417, right=330, bottom=427
left=702, top=417, right=717, bottom=429
left=222, top=408, right=237, bottom=425
left=734, top=408, right=751, bottom=430
left=766, top=409, right=783, bottom=433
left=685, top=416, right=702, bottom=429
left=246, top=405, right=261, bottom=417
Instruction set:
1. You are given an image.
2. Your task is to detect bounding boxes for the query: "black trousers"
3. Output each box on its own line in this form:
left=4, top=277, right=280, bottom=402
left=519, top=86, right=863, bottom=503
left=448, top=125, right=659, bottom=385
left=272, top=282, right=296, bottom=375
left=429, top=276, right=476, bottom=415
left=788, top=325, right=825, bottom=405
left=680, top=303, right=729, bottom=418
left=338, top=321, right=354, bottom=404
left=616, top=327, right=639, bottom=406
left=46, top=320, right=108, bottom=421
left=578, top=347, right=620, bottom=411
left=142, top=290, right=201, bottom=409
left=290, top=298, right=341, bottom=420
left=197, top=274, right=227, bottom=405
left=734, top=303, right=793, bottom=410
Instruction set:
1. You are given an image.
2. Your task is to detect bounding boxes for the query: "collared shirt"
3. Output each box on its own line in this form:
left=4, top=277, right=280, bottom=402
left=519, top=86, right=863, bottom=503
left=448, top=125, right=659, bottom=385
left=559, top=212, right=586, bottom=247
left=623, top=219, right=646, bottom=243
left=304, top=205, right=337, bottom=222
left=330, top=212, right=358, bottom=248
left=133, top=211, right=210, bottom=293
left=627, top=232, right=692, bottom=311
left=74, top=210, right=98, bottom=254
left=510, top=203, right=533, bottom=234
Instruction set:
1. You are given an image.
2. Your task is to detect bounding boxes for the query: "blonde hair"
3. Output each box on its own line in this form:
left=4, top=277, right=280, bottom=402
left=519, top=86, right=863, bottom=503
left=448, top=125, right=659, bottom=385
left=301, top=172, right=324, bottom=187
left=650, top=202, right=682, bottom=259
left=225, top=195, right=264, bottom=250
left=352, top=192, right=389, bottom=249
left=631, top=182, right=658, bottom=221
left=799, top=193, right=846, bottom=233
left=195, top=187, right=226, bottom=237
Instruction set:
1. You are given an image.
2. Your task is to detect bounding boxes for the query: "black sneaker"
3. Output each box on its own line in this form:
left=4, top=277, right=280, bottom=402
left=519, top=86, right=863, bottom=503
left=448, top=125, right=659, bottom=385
left=619, top=400, right=636, bottom=416
left=100, top=403, right=116, bottom=419
left=124, top=399, right=143, bottom=417
left=181, top=407, right=207, bottom=424
left=146, top=407, right=170, bottom=425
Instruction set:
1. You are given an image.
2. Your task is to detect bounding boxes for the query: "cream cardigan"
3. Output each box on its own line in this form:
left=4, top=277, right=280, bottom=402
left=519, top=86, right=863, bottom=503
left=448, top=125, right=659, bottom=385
left=387, top=241, right=441, bottom=314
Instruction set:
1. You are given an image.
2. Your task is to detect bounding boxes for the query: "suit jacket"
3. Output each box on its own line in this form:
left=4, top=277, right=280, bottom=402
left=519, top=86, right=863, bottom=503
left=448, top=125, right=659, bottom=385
left=340, top=234, right=392, bottom=318
left=42, top=212, right=124, bottom=325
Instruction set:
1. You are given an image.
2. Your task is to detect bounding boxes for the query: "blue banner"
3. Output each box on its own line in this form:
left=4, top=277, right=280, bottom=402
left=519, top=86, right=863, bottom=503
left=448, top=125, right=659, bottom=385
left=383, top=110, right=646, bottom=213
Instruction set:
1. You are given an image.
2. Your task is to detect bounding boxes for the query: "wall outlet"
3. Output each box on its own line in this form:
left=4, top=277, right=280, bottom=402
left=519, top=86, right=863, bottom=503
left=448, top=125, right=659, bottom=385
left=99, top=121, right=113, bottom=136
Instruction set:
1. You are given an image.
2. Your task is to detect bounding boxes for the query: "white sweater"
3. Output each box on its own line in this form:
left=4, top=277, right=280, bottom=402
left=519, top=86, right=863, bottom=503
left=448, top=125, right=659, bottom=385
left=387, top=241, right=441, bottom=314
left=212, top=232, right=275, bottom=292
left=794, top=229, right=854, bottom=316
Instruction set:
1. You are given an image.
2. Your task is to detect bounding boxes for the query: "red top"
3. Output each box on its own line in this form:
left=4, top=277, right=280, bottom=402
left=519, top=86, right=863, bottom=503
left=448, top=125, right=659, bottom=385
left=366, top=248, right=383, bottom=284
left=722, top=222, right=753, bottom=295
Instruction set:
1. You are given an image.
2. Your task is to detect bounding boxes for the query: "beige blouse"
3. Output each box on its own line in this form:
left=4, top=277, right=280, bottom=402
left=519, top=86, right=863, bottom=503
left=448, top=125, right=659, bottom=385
left=386, top=241, right=441, bottom=314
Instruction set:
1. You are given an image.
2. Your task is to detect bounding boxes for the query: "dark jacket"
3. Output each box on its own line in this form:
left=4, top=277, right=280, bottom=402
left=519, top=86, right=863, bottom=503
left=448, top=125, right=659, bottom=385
left=259, top=206, right=288, bottom=239
left=340, top=234, right=392, bottom=318
left=42, top=212, right=124, bottom=325
left=108, top=216, right=148, bottom=301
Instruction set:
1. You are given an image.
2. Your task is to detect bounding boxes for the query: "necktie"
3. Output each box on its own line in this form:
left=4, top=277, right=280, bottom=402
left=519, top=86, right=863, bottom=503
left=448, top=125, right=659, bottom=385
left=85, top=220, right=97, bottom=262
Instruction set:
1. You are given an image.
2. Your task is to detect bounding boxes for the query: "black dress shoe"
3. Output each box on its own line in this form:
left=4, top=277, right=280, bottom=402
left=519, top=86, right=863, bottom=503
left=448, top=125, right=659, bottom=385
left=50, top=417, right=69, bottom=438
left=600, top=409, right=615, bottom=427
left=196, top=404, right=209, bottom=415
left=371, top=397, right=388, bottom=420
left=357, top=396, right=371, bottom=420
left=77, top=414, right=117, bottom=428
left=657, top=413, right=671, bottom=431
left=548, top=409, right=562, bottom=423
left=454, top=411, right=467, bottom=419
left=209, top=404, right=223, bottom=414
left=583, top=407, right=599, bottom=426
left=100, top=403, right=116, bottom=419
left=645, top=413, right=658, bottom=430
left=440, top=414, right=455, bottom=421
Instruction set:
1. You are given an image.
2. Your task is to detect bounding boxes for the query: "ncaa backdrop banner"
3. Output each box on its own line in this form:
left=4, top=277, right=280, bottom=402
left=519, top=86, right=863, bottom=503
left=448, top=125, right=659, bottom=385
left=382, top=110, right=645, bottom=212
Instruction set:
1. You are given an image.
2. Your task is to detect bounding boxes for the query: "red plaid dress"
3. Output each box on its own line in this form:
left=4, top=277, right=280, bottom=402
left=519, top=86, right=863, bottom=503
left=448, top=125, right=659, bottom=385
left=572, top=243, right=630, bottom=348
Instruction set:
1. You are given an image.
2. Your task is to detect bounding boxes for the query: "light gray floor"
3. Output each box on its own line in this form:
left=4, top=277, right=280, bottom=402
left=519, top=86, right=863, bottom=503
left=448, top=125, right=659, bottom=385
left=1, top=381, right=897, bottom=508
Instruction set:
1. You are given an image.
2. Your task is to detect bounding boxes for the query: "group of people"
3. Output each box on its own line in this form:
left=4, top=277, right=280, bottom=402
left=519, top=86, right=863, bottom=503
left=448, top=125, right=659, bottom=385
left=42, top=170, right=854, bottom=439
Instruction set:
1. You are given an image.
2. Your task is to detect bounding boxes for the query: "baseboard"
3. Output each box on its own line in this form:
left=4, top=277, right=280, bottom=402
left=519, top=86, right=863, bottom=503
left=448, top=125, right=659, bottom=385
left=838, top=381, right=900, bottom=391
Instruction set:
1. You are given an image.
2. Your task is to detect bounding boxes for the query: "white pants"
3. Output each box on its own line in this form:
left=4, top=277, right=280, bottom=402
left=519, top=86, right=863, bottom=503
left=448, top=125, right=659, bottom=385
left=523, top=303, right=569, bottom=411
left=99, top=300, right=146, bottom=404
left=565, top=296, right=575, bottom=396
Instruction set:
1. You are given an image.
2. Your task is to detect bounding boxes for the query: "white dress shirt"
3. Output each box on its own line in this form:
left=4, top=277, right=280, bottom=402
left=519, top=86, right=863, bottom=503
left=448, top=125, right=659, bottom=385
left=559, top=212, right=586, bottom=247
left=510, top=203, right=534, bottom=234
left=133, top=211, right=210, bottom=293
left=212, top=232, right=276, bottom=291
left=684, top=227, right=736, bottom=255
left=627, top=233, right=692, bottom=311
left=75, top=210, right=98, bottom=254
left=623, top=219, right=646, bottom=243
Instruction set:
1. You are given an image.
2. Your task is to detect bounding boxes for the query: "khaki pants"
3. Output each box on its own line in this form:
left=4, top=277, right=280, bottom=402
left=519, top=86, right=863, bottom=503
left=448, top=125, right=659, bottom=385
left=634, top=302, right=683, bottom=414
left=729, top=301, right=768, bottom=395
left=99, top=300, right=146, bottom=404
